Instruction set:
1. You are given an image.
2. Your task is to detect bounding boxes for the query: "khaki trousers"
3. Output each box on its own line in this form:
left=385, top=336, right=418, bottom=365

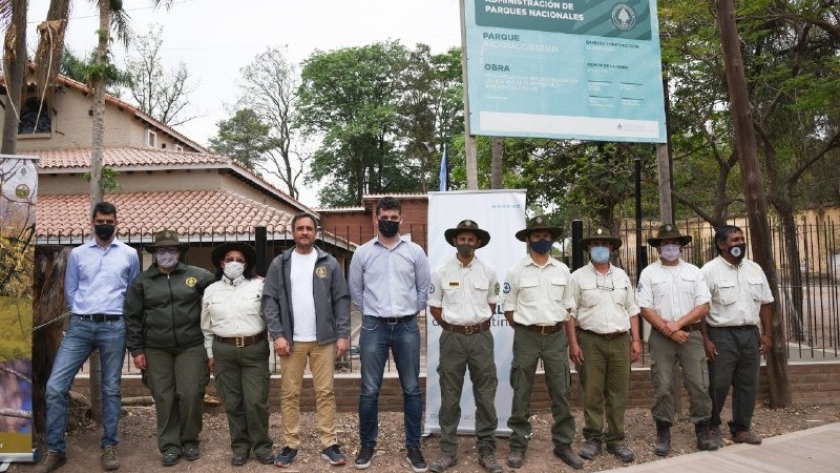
left=280, top=341, right=337, bottom=449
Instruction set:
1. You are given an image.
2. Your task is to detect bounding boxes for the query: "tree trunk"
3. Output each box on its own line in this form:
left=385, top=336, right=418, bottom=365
left=715, top=0, right=790, bottom=407
left=780, top=210, right=806, bottom=343
left=491, top=137, right=503, bottom=189
left=32, top=246, right=71, bottom=435
left=85, top=0, right=113, bottom=425
left=1, top=0, right=27, bottom=154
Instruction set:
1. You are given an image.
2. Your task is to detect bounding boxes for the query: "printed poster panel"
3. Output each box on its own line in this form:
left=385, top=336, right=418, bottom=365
left=424, top=190, right=526, bottom=435
left=464, top=0, right=667, bottom=142
left=0, top=155, right=38, bottom=464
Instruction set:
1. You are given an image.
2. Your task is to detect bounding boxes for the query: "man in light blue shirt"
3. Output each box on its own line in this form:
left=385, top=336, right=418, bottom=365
left=37, top=202, right=140, bottom=473
left=349, top=196, right=431, bottom=473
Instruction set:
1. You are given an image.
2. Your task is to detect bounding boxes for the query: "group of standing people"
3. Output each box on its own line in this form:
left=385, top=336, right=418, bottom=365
left=427, top=217, right=774, bottom=472
left=35, top=197, right=774, bottom=473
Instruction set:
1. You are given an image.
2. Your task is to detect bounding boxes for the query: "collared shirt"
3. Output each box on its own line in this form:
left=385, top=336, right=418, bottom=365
left=65, top=238, right=140, bottom=316
left=502, top=256, right=571, bottom=326
left=201, top=277, right=265, bottom=357
left=565, top=263, right=639, bottom=333
left=637, top=259, right=710, bottom=321
left=349, top=237, right=431, bottom=317
left=701, top=256, right=774, bottom=327
left=428, top=256, right=499, bottom=325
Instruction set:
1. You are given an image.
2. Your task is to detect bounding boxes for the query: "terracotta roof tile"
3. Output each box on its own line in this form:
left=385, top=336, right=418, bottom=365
left=36, top=190, right=292, bottom=241
left=35, top=147, right=227, bottom=170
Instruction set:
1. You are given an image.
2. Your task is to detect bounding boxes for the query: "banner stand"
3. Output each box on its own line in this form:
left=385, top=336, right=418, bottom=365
left=0, top=155, right=39, bottom=467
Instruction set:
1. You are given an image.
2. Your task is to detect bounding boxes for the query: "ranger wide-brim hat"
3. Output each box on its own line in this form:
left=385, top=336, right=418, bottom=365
left=647, top=223, right=692, bottom=247
left=515, top=216, right=563, bottom=242
left=580, top=226, right=623, bottom=251
left=144, top=229, right=189, bottom=253
left=211, top=242, right=257, bottom=270
left=444, top=219, right=491, bottom=248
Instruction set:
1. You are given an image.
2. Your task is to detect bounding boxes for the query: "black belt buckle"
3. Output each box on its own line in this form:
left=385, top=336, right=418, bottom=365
left=385, top=316, right=401, bottom=325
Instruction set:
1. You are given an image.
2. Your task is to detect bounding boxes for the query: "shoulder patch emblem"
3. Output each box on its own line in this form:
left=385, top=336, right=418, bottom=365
left=185, top=276, right=197, bottom=288
left=636, top=282, right=643, bottom=293
left=429, top=284, right=435, bottom=294
left=494, top=282, right=500, bottom=295
left=503, top=282, right=511, bottom=294
left=315, top=266, right=328, bottom=278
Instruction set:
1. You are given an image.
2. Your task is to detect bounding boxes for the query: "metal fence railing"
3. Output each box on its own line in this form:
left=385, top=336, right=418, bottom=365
left=49, top=218, right=840, bottom=377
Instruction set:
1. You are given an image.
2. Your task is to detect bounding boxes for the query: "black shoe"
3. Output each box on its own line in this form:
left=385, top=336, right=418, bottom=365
left=161, top=453, right=179, bottom=467
left=231, top=454, right=248, bottom=467
left=354, top=445, right=374, bottom=470
left=321, top=444, right=347, bottom=466
left=507, top=450, right=525, bottom=469
left=406, top=447, right=428, bottom=473
left=274, top=447, right=298, bottom=468
left=553, top=446, right=584, bottom=469
left=184, top=445, right=200, bottom=461
left=578, top=439, right=602, bottom=460
left=607, top=444, right=635, bottom=463
left=255, top=451, right=275, bottom=465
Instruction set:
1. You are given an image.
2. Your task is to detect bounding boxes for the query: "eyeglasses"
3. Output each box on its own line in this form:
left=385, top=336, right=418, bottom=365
left=224, top=258, right=246, bottom=264
left=155, top=247, right=179, bottom=255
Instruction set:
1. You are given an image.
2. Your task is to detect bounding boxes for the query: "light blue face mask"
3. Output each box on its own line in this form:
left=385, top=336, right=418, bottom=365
left=590, top=246, right=611, bottom=264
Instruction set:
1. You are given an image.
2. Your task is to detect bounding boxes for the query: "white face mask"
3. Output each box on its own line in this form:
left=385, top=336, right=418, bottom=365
left=660, top=244, right=681, bottom=262
left=223, top=262, right=245, bottom=280
left=155, top=252, right=179, bottom=269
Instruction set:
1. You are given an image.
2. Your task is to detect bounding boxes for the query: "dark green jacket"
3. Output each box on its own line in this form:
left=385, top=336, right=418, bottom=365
left=125, top=262, right=215, bottom=356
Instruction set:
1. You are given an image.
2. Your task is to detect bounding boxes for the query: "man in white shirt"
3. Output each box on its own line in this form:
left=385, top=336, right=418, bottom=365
left=701, top=225, right=774, bottom=447
left=427, top=220, right=501, bottom=473
left=637, top=225, right=716, bottom=456
left=263, top=213, right=351, bottom=468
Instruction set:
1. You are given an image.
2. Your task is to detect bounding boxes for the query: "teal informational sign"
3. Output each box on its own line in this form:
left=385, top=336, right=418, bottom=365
left=464, top=0, right=667, bottom=143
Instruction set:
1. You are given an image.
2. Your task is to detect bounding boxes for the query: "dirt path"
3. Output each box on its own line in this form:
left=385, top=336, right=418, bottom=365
left=11, top=404, right=840, bottom=473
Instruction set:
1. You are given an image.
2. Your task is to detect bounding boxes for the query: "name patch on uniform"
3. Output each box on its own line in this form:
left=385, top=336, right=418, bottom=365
left=448, top=281, right=460, bottom=287
left=315, top=266, right=328, bottom=278
left=185, top=276, right=197, bottom=288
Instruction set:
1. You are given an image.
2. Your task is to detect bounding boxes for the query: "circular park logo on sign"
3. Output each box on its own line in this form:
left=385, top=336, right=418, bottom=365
left=611, top=3, right=637, bottom=31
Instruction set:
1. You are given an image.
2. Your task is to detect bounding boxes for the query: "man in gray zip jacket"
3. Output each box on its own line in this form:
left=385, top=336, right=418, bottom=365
left=262, top=212, right=351, bottom=468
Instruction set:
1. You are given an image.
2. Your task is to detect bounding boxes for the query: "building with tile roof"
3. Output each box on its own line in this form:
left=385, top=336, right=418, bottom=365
left=1, top=69, right=353, bottom=272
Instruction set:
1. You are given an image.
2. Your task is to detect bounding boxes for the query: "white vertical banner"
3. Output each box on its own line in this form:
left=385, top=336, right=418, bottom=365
left=424, top=190, right=526, bottom=435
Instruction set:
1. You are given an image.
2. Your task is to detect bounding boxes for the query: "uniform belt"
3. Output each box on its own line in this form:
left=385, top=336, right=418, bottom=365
left=709, top=325, right=757, bottom=331
left=579, top=328, right=627, bottom=339
left=74, top=313, right=120, bottom=322
left=214, top=332, right=266, bottom=347
left=439, top=320, right=491, bottom=334
left=681, top=322, right=702, bottom=332
left=517, top=322, right=564, bottom=334
left=380, top=315, right=415, bottom=324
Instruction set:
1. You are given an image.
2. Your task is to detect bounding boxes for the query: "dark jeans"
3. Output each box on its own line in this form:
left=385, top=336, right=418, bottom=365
left=707, top=326, right=760, bottom=435
left=359, top=315, right=422, bottom=449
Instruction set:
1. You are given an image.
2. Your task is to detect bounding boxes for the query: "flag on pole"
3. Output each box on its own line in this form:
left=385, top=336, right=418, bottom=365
left=439, top=144, right=447, bottom=192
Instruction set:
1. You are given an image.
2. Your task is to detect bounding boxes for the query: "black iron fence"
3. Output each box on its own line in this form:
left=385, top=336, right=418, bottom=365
left=43, top=218, right=840, bottom=374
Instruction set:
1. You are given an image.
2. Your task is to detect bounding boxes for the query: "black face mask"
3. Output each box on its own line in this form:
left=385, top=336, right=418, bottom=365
left=378, top=219, right=400, bottom=238
left=94, top=223, right=116, bottom=240
left=728, top=243, right=747, bottom=262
